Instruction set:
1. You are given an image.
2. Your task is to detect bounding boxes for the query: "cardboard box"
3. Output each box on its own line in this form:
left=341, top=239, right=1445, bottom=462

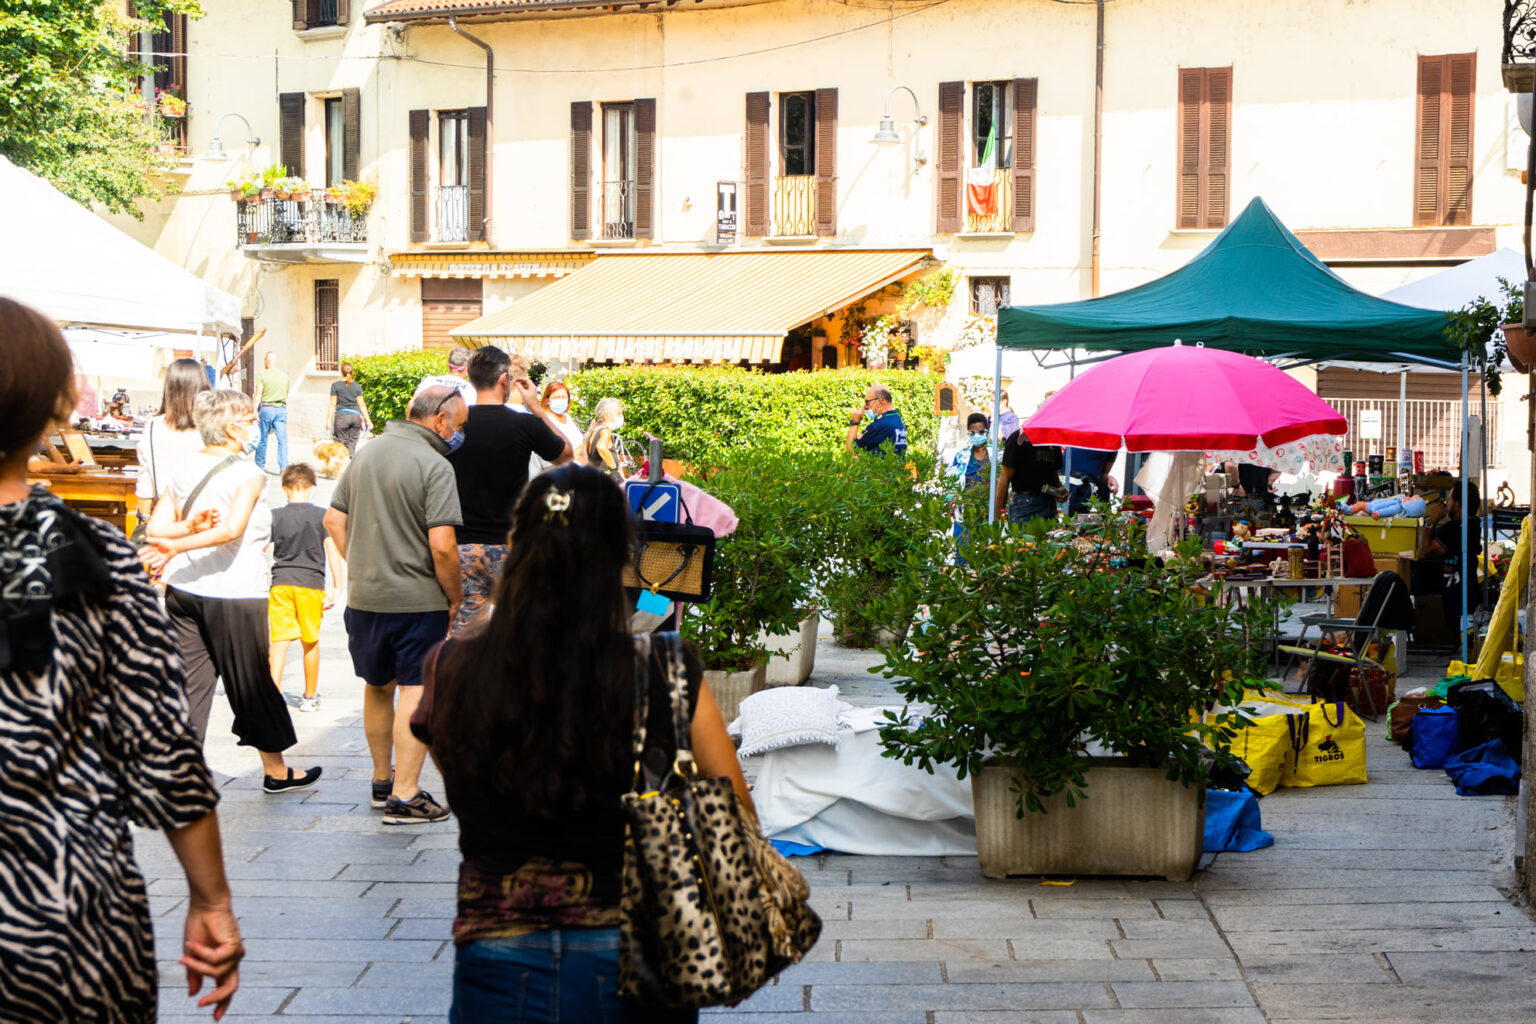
left=1335, top=583, right=1368, bottom=619
left=1372, top=554, right=1412, bottom=593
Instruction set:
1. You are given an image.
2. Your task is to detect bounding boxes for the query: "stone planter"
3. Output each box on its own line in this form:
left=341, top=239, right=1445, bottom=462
left=759, top=611, right=820, bottom=687
left=703, top=661, right=767, bottom=723
left=1502, top=322, right=1535, bottom=373
left=971, top=760, right=1205, bottom=882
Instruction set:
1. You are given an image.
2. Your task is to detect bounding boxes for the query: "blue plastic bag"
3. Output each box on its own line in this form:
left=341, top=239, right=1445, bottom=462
left=1203, top=789, right=1274, bottom=853
left=1444, top=739, right=1522, bottom=796
left=1410, top=706, right=1459, bottom=770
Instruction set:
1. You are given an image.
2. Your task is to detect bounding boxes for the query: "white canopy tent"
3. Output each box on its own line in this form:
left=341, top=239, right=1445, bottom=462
left=0, top=154, right=239, bottom=336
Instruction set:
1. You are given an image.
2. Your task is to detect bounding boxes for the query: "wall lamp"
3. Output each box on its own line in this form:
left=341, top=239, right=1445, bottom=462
left=871, top=85, right=928, bottom=169
left=201, top=113, right=261, bottom=162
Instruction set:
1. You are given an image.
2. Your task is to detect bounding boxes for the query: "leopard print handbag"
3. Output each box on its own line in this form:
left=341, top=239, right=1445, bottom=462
left=618, top=633, right=822, bottom=1008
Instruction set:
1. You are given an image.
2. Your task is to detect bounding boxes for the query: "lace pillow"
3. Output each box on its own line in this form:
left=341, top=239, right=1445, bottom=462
left=736, top=685, right=840, bottom=758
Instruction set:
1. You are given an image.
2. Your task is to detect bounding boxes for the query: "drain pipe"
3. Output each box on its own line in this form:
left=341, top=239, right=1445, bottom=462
left=449, top=15, right=494, bottom=245
left=1090, top=0, right=1104, bottom=297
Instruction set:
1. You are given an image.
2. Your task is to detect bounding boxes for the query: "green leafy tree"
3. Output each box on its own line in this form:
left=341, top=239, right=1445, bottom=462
left=0, top=1, right=203, bottom=215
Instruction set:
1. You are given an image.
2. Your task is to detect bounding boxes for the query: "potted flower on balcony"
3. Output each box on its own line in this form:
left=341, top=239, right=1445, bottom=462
left=336, top=178, right=379, bottom=219
left=157, top=87, right=187, bottom=118
left=226, top=175, right=262, bottom=202
left=1447, top=278, right=1527, bottom=390
left=272, top=176, right=310, bottom=202
left=876, top=511, right=1274, bottom=882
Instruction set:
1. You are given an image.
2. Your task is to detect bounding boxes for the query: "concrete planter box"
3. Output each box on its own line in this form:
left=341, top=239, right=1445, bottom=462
left=759, top=611, right=820, bottom=687
left=703, top=661, right=767, bottom=723
left=971, top=760, right=1205, bottom=882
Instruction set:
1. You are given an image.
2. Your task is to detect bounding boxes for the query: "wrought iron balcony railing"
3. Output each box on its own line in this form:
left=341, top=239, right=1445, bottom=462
left=602, top=179, right=635, bottom=239
left=1505, top=1, right=1536, bottom=65
left=436, top=185, right=468, bottom=242
left=772, top=175, right=817, bottom=236
left=235, top=198, right=367, bottom=247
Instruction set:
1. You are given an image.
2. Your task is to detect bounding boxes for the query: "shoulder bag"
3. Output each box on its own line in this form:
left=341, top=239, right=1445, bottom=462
left=618, top=633, right=821, bottom=1008
left=621, top=489, right=716, bottom=602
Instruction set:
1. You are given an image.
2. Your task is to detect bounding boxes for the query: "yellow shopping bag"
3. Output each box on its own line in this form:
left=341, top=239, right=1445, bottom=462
left=1228, top=713, right=1298, bottom=795
left=1280, top=701, right=1368, bottom=788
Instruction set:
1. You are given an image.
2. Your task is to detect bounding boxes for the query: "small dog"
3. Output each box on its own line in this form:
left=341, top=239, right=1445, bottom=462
left=312, top=440, right=350, bottom=479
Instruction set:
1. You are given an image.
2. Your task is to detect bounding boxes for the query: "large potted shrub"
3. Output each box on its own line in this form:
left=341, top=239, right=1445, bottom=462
left=876, top=509, right=1274, bottom=881
left=1447, top=278, right=1526, bottom=387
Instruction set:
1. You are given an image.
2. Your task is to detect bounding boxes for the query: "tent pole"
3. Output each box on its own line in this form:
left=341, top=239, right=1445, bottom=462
left=1480, top=372, right=1489, bottom=598
left=1398, top=371, right=1407, bottom=480
left=1461, top=354, right=1471, bottom=663
left=989, top=345, right=1002, bottom=522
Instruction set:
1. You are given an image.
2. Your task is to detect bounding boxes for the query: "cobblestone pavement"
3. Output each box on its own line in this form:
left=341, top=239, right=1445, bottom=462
left=135, top=477, right=1533, bottom=1022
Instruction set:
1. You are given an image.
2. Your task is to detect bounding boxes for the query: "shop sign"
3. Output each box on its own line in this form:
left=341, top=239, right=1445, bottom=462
left=717, top=181, right=738, bottom=245
left=1359, top=408, right=1382, bottom=440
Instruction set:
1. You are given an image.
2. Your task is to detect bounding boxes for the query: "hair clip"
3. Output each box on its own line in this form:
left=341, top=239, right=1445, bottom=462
left=543, top=489, right=572, bottom=524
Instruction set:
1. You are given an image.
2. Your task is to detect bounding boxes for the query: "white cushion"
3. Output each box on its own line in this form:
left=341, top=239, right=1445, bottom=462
left=736, top=685, right=840, bottom=758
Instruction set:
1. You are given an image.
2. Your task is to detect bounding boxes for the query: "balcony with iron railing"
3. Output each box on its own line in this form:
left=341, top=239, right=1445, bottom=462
left=963, top=168, right=1013, bottom=234
left=436, top=185, right=468, bottom=242
left=1503, top=2, right=1536, bottom=90
left=235, top=198, right=368, bottom=260
left=602, top=179, right=635, bottom=239
left=772, top=175, right=817, bottom=237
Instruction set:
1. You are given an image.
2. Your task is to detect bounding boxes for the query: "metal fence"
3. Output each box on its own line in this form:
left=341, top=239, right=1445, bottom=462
left=235, top=199, right=367, bottom=247
left=602, top=179, right=635, bottom=239
left=1322, top=397, right=1500, bottom=470
left=436, top=185, right=467, bottom=242
left=772, top=175, right=817, bottom=236
left=964, top=168, right=1013, bottom=233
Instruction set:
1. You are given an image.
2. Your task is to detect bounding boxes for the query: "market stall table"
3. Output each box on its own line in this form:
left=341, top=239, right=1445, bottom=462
left=28, top=468, right=140, bottom=535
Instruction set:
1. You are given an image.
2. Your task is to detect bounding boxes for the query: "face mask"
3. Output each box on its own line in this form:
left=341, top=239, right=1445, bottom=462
left=444, top=429, right=465, bottom=453
left=969, top=432, right=989, bottom=447
left=613, top=417, right=624, bottom=430
left=549, top=397, right=570, bottom=415
left=234, top=425, right=258, bottom=456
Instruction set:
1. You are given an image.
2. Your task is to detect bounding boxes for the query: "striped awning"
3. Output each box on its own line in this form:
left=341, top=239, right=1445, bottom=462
left=451, top=249, right=931, bottom=363
left=390, top=252, right=592, bottom=279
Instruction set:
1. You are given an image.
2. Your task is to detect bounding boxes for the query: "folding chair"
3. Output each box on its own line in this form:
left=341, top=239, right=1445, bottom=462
left=1278, top=571, right=1415, bottom=719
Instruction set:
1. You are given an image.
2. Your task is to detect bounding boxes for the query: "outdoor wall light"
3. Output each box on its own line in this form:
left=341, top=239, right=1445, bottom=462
left=201, top=113, right=261, bottom=162
left=871, top=85, right=928, bottom=168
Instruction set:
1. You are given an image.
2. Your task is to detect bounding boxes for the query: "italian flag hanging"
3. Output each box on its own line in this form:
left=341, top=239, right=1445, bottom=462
left=967, top=121, right=998, bottom=216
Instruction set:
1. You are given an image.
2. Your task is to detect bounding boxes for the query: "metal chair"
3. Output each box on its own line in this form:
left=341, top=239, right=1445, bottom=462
left=1278, top=570, right=1415, bottom=719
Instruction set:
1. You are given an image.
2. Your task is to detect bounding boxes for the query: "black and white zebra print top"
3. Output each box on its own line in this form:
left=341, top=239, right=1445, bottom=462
left=0, top=488, right=220, bottom=1024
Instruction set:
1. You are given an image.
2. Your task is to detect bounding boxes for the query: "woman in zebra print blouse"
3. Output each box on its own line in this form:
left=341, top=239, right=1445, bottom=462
left=0, top=298, right=244, bottom=1022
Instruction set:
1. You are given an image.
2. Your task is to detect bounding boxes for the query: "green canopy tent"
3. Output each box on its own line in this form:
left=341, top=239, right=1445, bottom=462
left=988, top=197, right=1475, bottom=656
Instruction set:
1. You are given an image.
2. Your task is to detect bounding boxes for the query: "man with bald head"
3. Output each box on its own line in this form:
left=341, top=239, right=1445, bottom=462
left=253, top=351, right=290, bottom=472
left=325, top=385, right=466, bottom=826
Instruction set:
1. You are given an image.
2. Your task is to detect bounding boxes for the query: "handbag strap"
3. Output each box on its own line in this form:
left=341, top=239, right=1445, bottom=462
left=181, top=453, right=241, bottom=521
left=656, top=632, right=693, bottom=772
left=629, top=633, right=654, bottom=790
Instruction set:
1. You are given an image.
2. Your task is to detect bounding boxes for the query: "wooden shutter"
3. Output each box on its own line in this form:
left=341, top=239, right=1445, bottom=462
left=1176, top=69, right=1203, bottom=229
left=408, top=109, right=428, bottom=242
left=936, top=81, right=963, bottom=233
left=745, top=92, right=769, bottom=236
left=1205, top=68, right=1231, bottom=228
left=335, top=0, right=350, bottom=24
left=571, top=102, right=592, bottom=240
left=634, top=98, right=656, bottom=239
left=279, top=92, right=305, bottom=178
left=170, top=14, right=187, bottom=107
left=1414, top=57, right=1445, bottom=226
left=467, top=105, right=487, bottom=242
left=1446, top=54, right=1475, bottom=226
left=1415, top=54, right=1476, bottom=227
left=1012, top=78, right=1037, bottom=233
left=814, top=87, right=837, bottom=236
left=292, top=0, right=307, bottom=31
left=421, top=279, right=484, bottom=350
left=342, top=87, right=361, bottom=182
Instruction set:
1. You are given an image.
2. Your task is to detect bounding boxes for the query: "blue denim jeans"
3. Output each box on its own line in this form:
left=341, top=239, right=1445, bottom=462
left=1007, top=491, right=1058, bottom=525
left=451, top=928, right=698, bottom=1024
left=256, top=404, right=288, bottom=472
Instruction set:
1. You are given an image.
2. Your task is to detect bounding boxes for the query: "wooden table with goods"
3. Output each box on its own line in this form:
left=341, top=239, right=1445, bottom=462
left=27, top=468, right=141, bottom=536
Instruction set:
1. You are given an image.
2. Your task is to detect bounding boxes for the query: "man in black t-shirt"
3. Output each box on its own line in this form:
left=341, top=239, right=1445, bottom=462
left=993, top=429, right=1066, bottom=524
left=446, top=347, right=572, bottom=633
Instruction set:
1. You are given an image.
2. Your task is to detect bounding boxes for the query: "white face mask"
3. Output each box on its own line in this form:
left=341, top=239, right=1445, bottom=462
left=548, top=396, right=570, bottom=415
left=612, top=417, right=624, bottom=430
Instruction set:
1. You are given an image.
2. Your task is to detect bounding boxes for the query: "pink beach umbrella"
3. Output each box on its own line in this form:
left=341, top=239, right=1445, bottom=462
left=1021, top=344, right=1347, bottom=464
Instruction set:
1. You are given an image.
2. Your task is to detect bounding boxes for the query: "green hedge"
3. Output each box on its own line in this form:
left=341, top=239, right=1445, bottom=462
left=564, top=366, right=943, bottom=465
left=350, top=350, right=450, bottom=424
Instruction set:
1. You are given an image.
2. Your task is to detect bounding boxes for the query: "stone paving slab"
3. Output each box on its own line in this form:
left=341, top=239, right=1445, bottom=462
left=129, top=595, right=1531, bottom=1020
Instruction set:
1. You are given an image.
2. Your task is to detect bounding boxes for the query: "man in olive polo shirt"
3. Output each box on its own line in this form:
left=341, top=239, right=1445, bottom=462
left=253, top=352, right=290, bottom=473
left=324, top=385, right=467, bottom=825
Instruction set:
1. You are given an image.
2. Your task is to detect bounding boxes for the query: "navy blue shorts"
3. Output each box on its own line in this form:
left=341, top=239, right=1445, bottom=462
left=344, top=608, right=450, bottom=687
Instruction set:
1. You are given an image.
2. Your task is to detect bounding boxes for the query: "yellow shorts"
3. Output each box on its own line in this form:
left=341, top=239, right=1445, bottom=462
left=269, top=585, right=325, bottom=644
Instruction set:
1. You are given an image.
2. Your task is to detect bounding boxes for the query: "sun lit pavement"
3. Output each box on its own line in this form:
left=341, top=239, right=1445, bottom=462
left=130, top=470, right=1536, bottom=1021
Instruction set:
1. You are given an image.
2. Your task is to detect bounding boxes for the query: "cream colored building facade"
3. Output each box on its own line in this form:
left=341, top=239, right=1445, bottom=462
left=112, top=0, right=1530, bottom=494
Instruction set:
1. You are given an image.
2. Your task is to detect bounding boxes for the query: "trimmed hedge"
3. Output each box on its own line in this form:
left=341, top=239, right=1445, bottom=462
left=349, top=350, right=450, bottom=424
left=564, top=366, right=943, bottom=465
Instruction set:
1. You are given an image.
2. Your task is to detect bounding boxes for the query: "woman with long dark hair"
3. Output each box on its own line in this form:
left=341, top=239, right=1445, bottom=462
left=423, top=464, right=750, bottom=1023
left=134, top=357, right=213, bottom=528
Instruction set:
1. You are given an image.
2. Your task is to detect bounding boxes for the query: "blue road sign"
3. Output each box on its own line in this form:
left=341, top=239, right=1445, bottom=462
left=625, top=480, right=681, bottom=523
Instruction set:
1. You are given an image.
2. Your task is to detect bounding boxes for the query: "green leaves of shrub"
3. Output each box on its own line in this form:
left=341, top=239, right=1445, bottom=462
left=350, top=350, right=451, bottom=423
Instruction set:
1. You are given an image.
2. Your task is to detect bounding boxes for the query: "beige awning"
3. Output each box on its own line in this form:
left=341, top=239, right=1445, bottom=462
left=390, top=252, right=592, bottom=278
left=451, top=249, right=931, bottom=363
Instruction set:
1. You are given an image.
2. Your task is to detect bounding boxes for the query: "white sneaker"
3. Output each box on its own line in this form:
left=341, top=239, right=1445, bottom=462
left=298, top=696, right=321, bottom=712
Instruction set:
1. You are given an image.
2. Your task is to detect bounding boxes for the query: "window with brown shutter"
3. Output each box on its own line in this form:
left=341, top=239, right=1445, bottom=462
left=745, top=92, right=769, bottom=237
left=634, top=98, right=656, bottom=240
left=292, top=0, right=307, bottom=30
left=1176, top=67, right=1231, bottom=230
left=814, top=88, right=837, bottom=236
left=467, top=105, right=487, bottom=241
left=421, top=279, right=483, bottom=350
left=571, top=101, right=592, bottom=240
left=342, top=87, right=360, bottom=182
left=314, top=279, right=340, bottom=372
left=409, top=109, right=429, bottom=242
left=279, top=92, right=305, bottom=178
left=1012, top=78, right=1037, bottom=233
left=295, top=1, right=345, bottom=29
left=1415, top=53, right=1476, bottom=227
left=936, top=81, right=963, bottom=233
